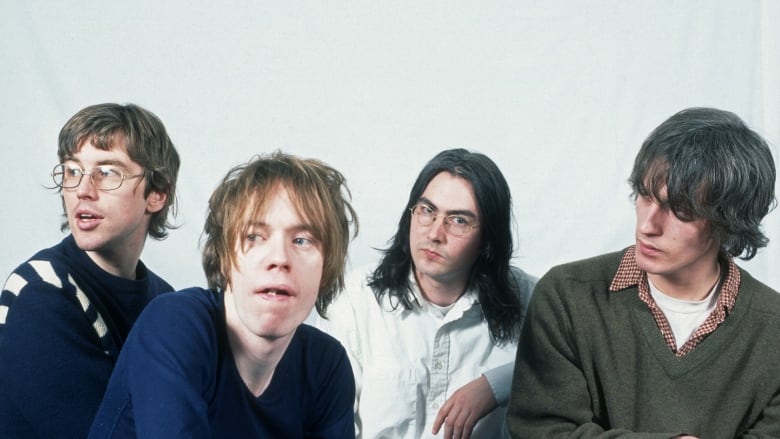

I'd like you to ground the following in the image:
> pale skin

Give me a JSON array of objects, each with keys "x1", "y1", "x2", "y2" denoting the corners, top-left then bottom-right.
[
  {"x1": 62, "y1": 139, "x2": 166, "y2": 279},
  {"x1": 222, "y1": 187, "x2": 323, "y2": 396},
  {"x1": 634, "y1": 187, "x2": 720, "y2": 301},
  {"x1": 635, "y1": 186, "x2": 715, "y2": 439},
  {"x1": 409, "y1": 172, "x2": 498, "y2": 439}
]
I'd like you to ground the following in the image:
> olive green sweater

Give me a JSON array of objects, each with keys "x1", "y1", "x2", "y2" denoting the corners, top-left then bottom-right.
[{"x1": 507, "y1": 250, "x2": 780, "y2": 439}]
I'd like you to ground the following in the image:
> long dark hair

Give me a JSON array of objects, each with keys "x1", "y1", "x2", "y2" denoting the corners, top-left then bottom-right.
[{"x1": 368, "y1": 148, "x2": 522, "y2": 343}]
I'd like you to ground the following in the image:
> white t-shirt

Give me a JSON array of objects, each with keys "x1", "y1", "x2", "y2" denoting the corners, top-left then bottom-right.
[{"x1": 649, "y1": 278, "x2": 720, "y2": 349}]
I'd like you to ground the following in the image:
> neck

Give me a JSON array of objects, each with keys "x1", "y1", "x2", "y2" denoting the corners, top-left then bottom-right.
[
  {"x1": 228, "y1": 333, "x2": 288, "y2": 397},
  {"x1": 414, "y1": 269, "x2": 468, "y2": 307},
  {"x1": 224, "y1": 294, "x2": 293, "y2": 397},
  {"x1": 85, "y1": 245, "x2": 144, "y2": 279},
  {"x1": 647, "y1": 261, "x2": 721, "y2": 302}
]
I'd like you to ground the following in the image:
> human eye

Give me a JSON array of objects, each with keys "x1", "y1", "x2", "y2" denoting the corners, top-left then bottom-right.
[
  {"x1": 241, "y1": 233, "x2": 261, "y2": 252},
  {"x1": 293, "y1": 236, "x2": 312, "y2": 247},
  {"x1": 244, "y1": 227, "x2": 267, "y2": 246},
  {"x1": 95, "y1": 166, "x2": 122, "y2": 179},
  {"x1": 448, "y1": 215, "x2": 470, "y2": 227},
  {"x1": 64, "y1": 165, "x2": 83, "y2": 177},
  {"x1": 418, "y1": 204, "x2": 435, "y2": 216},
  {"x1": 635, "y1": 187, "x2": 651, "y2": 200},
  {"x1": 672, "y1": 205, "x2": 696, "y2": 222},
  {"x1": 292, "y1": 230, "x2": 319, "y2": 249}
]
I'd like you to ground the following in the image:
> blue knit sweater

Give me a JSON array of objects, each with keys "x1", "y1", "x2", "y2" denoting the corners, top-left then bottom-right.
[
  {"x1": 89, "y1": 288, "x2": 356, "y2": 438},
  {"x1": 0, "y1": 235, "x2": 173, "y2": 438}
]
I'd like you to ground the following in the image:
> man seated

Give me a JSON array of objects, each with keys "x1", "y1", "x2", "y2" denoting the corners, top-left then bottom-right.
[{"x1": 507, "y1": 107, "x2": 780, "y2": 439}]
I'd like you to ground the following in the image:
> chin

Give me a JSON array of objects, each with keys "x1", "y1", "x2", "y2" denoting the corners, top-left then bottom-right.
[
  {"x1": 255, "y1": 323, "x2": 299, "y2": 341},
  {"x1": 71, "y1": 235, "x2": 107, "y2": 252}
]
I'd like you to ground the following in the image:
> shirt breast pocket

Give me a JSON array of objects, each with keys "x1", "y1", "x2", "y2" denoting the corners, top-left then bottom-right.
[{"x1": 359, "y1": 364, "x2": 424, "y2": 436}]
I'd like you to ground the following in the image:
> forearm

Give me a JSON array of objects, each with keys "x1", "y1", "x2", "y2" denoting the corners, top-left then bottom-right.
[{"x1": 738, "y1": 389, "x2": 780, "y2": 438}]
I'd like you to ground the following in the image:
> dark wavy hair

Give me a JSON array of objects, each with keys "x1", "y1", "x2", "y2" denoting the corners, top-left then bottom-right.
[
  {"x1": 201, "y1": 151, "x2": 358, "y2": 316},
  {"x1": 630, "y1": 107, "x2": 777, "y2": 260},
  {"x1": 57, "y1": 103, "x2": 180, "y2": 240},
  {"x1": 368, "y1": 148, "x2": 522, "y2": 343}
]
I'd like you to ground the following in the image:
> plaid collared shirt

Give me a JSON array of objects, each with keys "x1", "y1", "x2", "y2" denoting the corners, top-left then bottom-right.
[{"x1": 609, "y1": 245, "x2": 741, "y2": 357}]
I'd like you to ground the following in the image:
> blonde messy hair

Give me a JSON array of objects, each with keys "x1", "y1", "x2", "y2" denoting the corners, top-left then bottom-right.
[{"x1": 201, "y1": 151, "x2": 358, "y2": 316}]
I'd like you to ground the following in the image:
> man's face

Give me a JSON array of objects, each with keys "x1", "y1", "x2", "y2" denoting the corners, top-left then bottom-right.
[
  {"x1": 62, "y1": 140, "x2": 165, "y2": 270},
  {"x1": 224, "y1": 187, "x2": 323, "y2": 342},
  {"x1": 409, "y1": 172, "x2": 483, "y2": 295},
  {"x1": 634, "y1": 186, "x2": 719, "y2": 289}
]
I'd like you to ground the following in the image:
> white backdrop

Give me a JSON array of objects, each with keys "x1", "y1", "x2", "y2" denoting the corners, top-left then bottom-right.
[{"x1": 2, "y1": 1, "x2": 778, "y2": 291}]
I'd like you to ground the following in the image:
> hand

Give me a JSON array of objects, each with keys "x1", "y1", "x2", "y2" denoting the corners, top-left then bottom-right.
[{"x1": 432, "y1": 375, "x2": 497, "y2": 439}]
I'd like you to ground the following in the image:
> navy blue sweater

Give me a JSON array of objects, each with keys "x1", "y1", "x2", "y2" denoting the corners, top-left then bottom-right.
[
  {"x1": 89, "y1": 288, "x2": 356, "y2": 438},
  {"x1": 0, "y1": 235, "x2": 173, "y2": 438}
]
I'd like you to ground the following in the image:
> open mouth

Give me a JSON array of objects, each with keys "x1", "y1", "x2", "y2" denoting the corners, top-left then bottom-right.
[
  {"x1": 263, "y1": 289, "x2": 290, "y2": 297},
  {"x1": 258, "y1": 288, "x2": 293, "y2": 300}
]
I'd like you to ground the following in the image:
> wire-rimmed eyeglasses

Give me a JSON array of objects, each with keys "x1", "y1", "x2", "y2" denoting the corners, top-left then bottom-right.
[
  {"x1": 51, "y1": 163, "x2": 145, "y2": 191},
  {"x1": 409, "y1": 203, "x2": 479, "y2": 236}
]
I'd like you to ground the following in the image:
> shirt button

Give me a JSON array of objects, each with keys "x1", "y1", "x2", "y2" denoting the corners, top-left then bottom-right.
[{"x1": 432, "y1": 402, "x2": 439, "y2": 410}]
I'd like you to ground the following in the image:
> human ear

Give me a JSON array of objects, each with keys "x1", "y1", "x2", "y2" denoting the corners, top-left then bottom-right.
[{"x1": 145, "y1": 191, "x2": 167, "y2": 214}]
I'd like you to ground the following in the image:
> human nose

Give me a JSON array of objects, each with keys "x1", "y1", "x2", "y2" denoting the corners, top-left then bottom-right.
[
  {"x1": 636, "y1": 200, "x2": 662, "y2": 235},
  {"x1": 264, "y1": 235, "x2": 291, "y2": 271},
  {"x1": 426, "y1": 214, "x2": 448, "y2": 241},
  {"x1": 74, "y1": 172, "x2": 98, "y2": 198}
]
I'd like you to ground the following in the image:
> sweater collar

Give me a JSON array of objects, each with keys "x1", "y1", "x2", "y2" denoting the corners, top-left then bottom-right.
[{"x1": 609, "y1": 245, "x2": 740, "y2": 313}]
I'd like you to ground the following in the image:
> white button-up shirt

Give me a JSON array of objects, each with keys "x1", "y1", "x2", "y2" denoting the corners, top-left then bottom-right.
[{"x1": 313, "y1": 266, "x2": 536, "y2": 438}]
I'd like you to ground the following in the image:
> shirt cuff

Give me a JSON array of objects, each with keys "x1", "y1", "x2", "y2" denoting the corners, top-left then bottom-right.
[{"x1": 483, "y1": 362, "x2": 514, "y2": 406}]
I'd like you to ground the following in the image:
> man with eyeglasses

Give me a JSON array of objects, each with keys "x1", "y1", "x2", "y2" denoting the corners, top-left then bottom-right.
[
  {"x1": 313, "y1": 148, "x2": 536, "y2": 438},
  {"x1": 0, "y1": 103, "x2": 180, "y2": 438}
]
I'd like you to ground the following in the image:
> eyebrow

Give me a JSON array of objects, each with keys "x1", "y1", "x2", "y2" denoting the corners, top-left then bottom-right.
[
  {"x1": 418, "y1": 197, "x2": 479, "y2": 219},
  {"x1": 63, "y1": 157, "x2": 133, "y2": 170},
  {"x1": 246, "y1": 221, "x2": 316, "y2": 235}
]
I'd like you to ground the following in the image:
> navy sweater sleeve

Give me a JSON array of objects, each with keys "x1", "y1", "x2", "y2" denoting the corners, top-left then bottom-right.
[
  {"x1": 90, "y1": 289, "x2": 220, "y2": 438},
  {"x1": 0, "y1": 275, "x2": 114, "y2": 438},
  {"x1": 0, "y1": 236, "x2": 173, "y2": 439}
]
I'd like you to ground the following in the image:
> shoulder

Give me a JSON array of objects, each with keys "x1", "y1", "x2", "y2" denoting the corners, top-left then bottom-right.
[
  {"x1": 2, "y1": 239, "x2": 76, "y2": 295},
  {"x1": 133, "y1": 288, "x2": 221, "y2": 338},
  {"x1": 528, "y1": 250, "x2": 625, "y2": 309},
  {"x1": 738, "y1": 270, "x2": 780, "y2": 315},
  {"x1": 284, "y1": 325, "x2": 353, "y2": 388},
  {"x1": 542, "y1": 250, "x2": 624, "y2": 284},
  {"x1": 1, "y1": 247, "x2": 87, "y2": 329},
  {"x1": 142, "y1": 287, "x2": 219, "y2": 320},
  {"x1": 509, "y1": 266, "x2": 539, "y2": 291},
  {"x1": 136, "y1": 261, "x2": 174, "y2": 292},
  {"x1": 295, "y1": 324, "x2": 353, "y2": 381},
  {"x1": 295, "y1": 324, "x2": 349, "y2": 358},
  {"x1": 123, "y1": 288, "x2": 223, "y2": 362}
]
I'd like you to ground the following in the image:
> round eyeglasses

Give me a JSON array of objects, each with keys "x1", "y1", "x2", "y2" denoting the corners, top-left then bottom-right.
[
  {"x1": 409, "y1": 203, "x2": 479, "y2": 236},
  {"x1": 51, "y1": 164, "x2": 146, "y2": 191}
]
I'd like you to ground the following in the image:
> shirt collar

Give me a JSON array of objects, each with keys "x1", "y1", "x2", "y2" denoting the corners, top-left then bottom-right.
[
  {"x1": 609, "y1": 245, "x2": 741, "y2": 312},
  {"x1": 407, "y1": 270, "x2": 480, "y2": 315}
]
